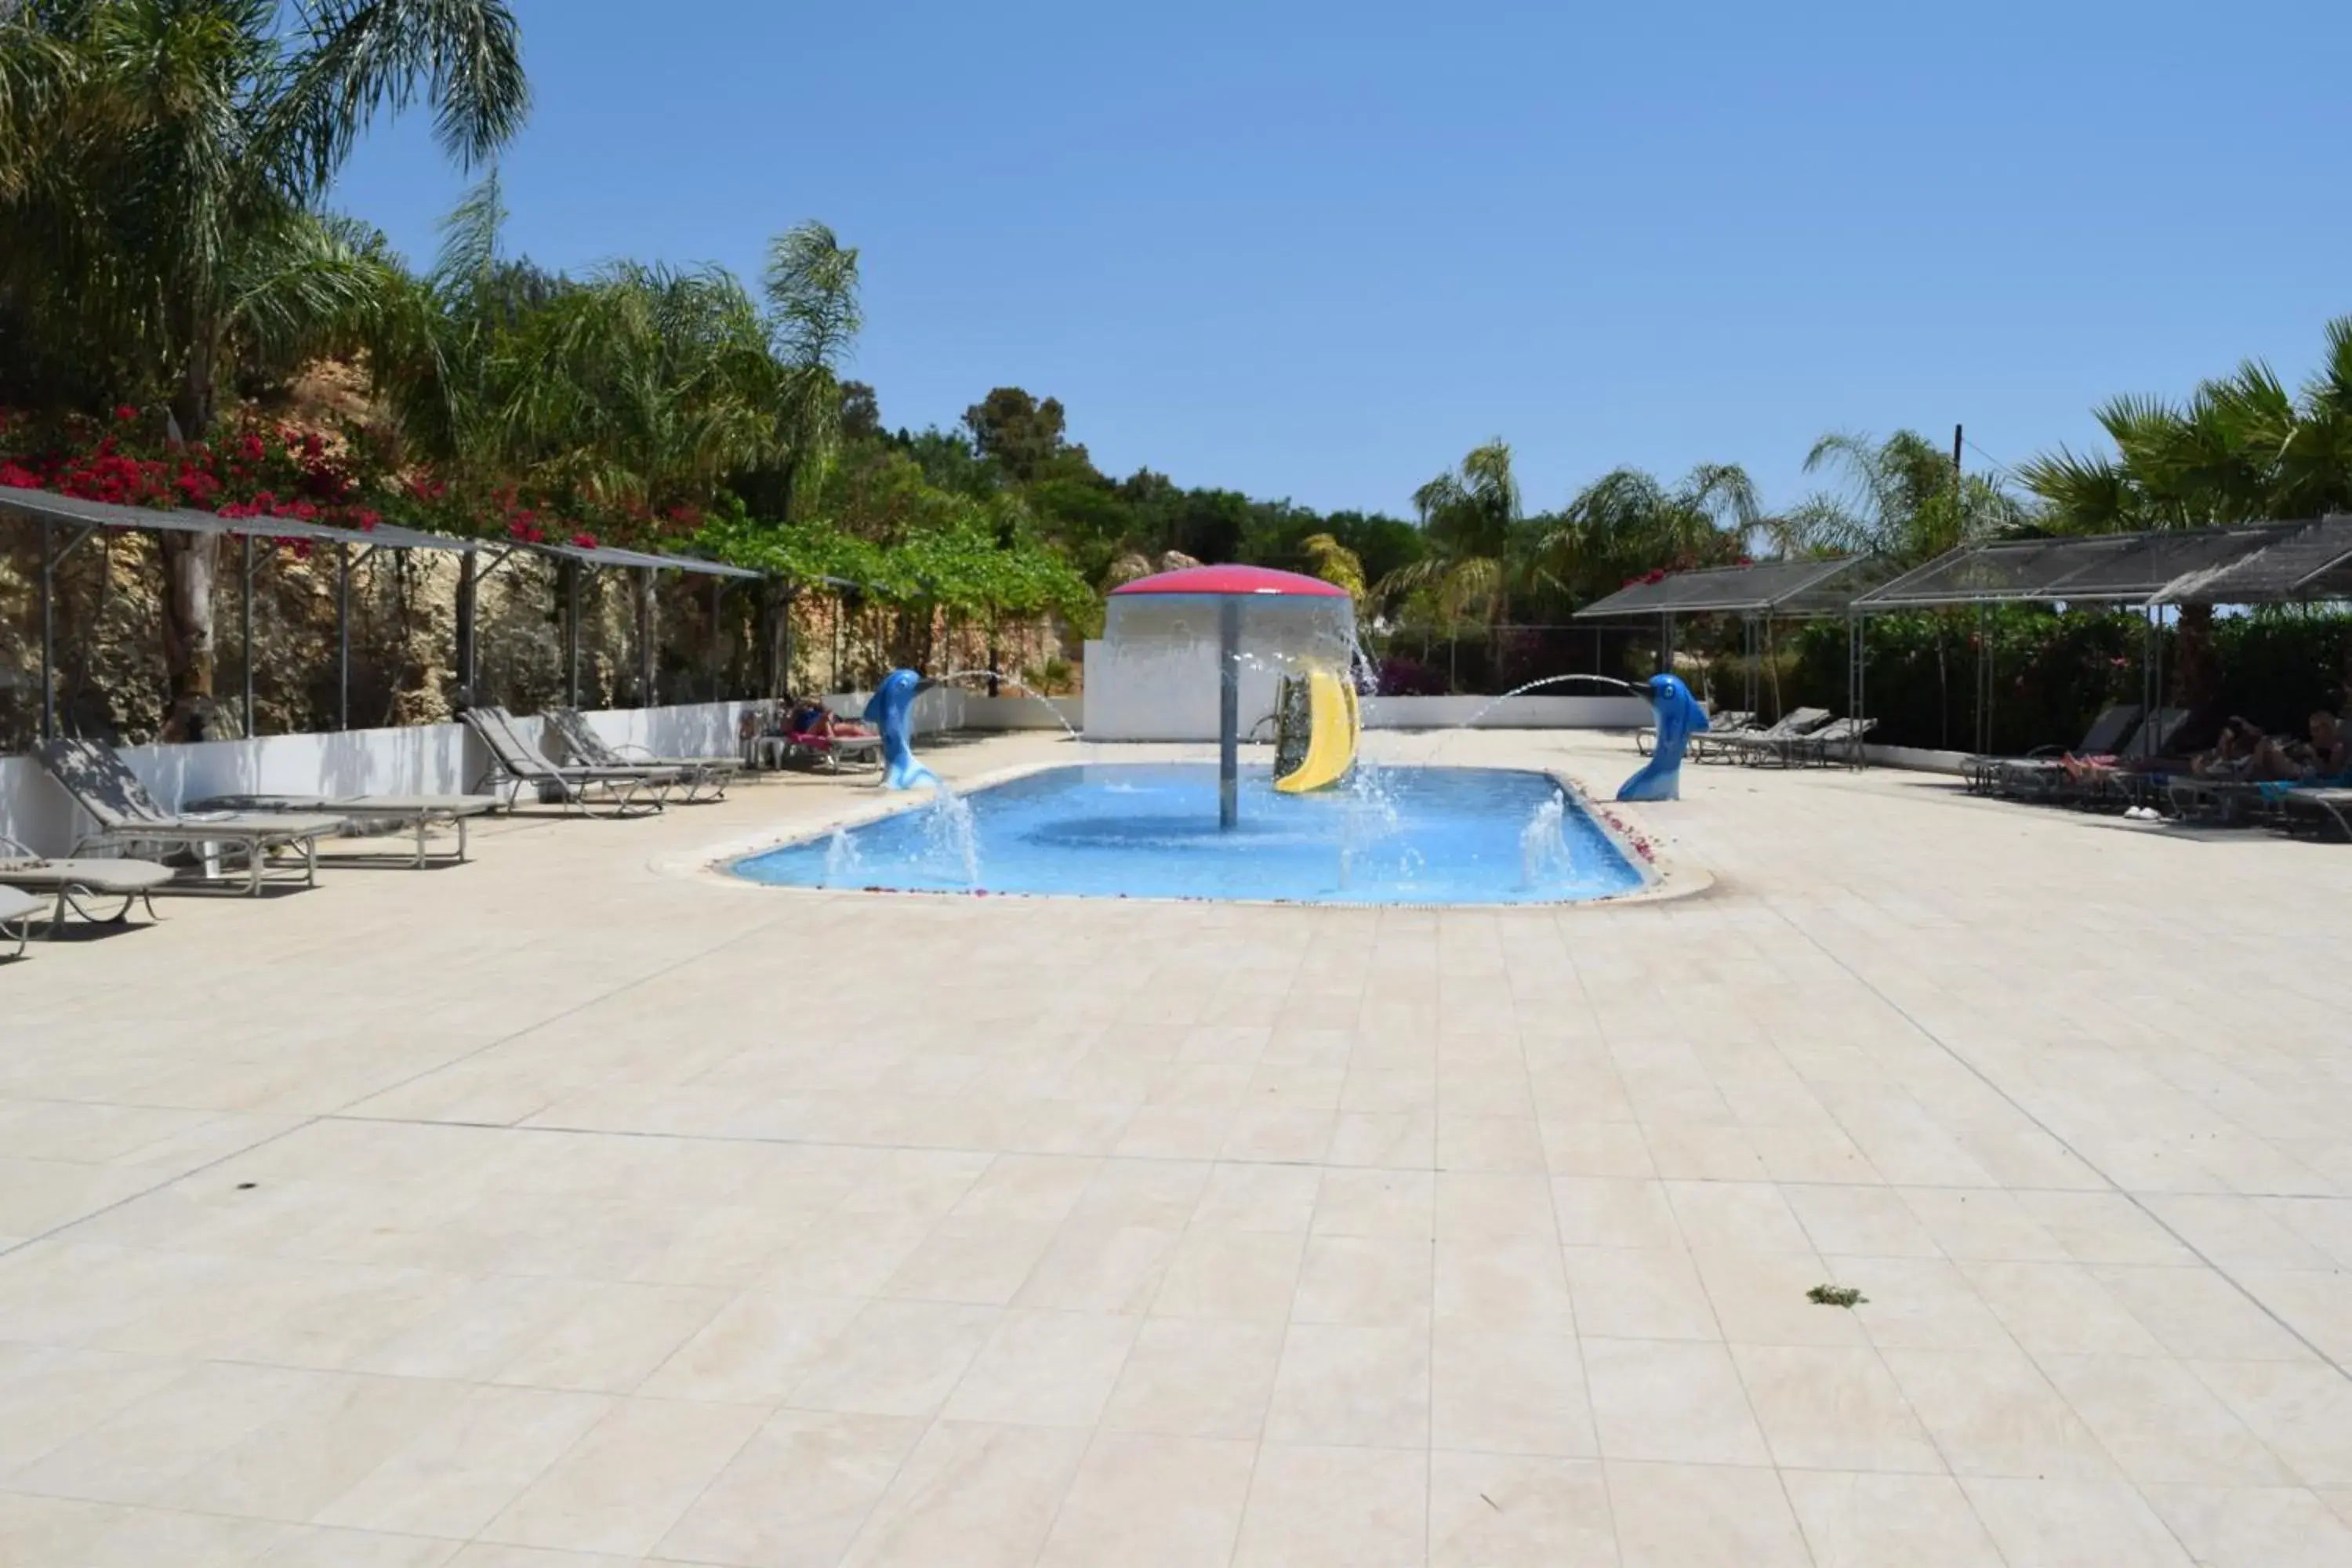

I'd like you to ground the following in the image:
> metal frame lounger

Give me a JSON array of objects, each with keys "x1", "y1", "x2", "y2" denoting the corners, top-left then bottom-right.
[
  {"x1": 2280, "y1": 786, "x2": 2352, "y2": 841},
  {"x1": 1695, "y1": 708, "x2": 1831, "y2": 764},
  {"x1": 1963, "y1": 704, "x2": 2142, "y2": 796},
  {"x1": 33, "y1": 739, "x2": 345, "y2": 895},
  {"x1": 0, "y1": 833, "x2": 172, "y2": 931},
  {"x1": 1996, "y1": 709, "x2": 2190, "y2": 809},
  {"x1": 760, "y1": 729, "x2": 884, "y2": 773},
  {"x1": 543, "y1": 707, "x2": 739, "y2": 802},
  {"x1": 0, "y1": 886, "x2": 43, "y2": 958},
  {"x1": 462, "y1": 708, "x2": 678, "y2": 817},
  {"x1": 186, "y1": 793, "x2": 499, "y2": 867},
  {"x1": 1771, "y1": 715, "x2": 1878, "y2": 768},
  {"x1": 1638, "y1": 711, "x2": 1748, "y2": 757}
]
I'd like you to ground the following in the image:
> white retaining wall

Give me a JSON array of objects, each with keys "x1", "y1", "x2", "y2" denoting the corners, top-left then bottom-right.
[
  {"x1": 0, "y1": 701, "x2": 759, "y2": 858},
  {"x1": 822, "y1": 689, "x2": 1081, "y2": 738},
  {"x1": 1080, "y1": 638, "x2": 1651, "y2": 739},
  {"x1": 1362, "y1": 695, "x2": 1653, "y2": 731}
]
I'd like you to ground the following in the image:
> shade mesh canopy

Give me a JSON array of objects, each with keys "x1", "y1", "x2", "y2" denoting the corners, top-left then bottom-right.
[
  {"x1": 0, "y1": 486, "x2": 389, "y2": 549},
  {"x1": 529, "y1": 539, "x2": 763, "y2": 579},
  {"x1": 1857, "y1": 518, "x2": 2352, "y2": 609},
  {"x1": 0, "y1": 486, "x2": 765, "y2": 579},
  {"x1": 1571, "y1": 556, "x2": 1881, "y2": 619},
  {"x1": 2153, "y1": 516, "x2": 2352, "y2": 604}
]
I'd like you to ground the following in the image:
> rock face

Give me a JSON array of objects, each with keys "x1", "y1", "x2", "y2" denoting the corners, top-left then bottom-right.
[{"x1": 2, "y1": 535, "x2": 1085, "y2": 749}]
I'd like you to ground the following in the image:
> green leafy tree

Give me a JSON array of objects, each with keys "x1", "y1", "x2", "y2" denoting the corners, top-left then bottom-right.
[
  {"x1": 964, "y1": 387, "x2": 1091, "y2": 484},
  {"x1": 0, "y1": 0, "x2": 528, "y2": 731}
]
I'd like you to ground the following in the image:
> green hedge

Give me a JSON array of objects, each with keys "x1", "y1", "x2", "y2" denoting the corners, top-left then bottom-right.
[{"x1": 1699, "y1": 608, "x2": 2352, "y2": 754}]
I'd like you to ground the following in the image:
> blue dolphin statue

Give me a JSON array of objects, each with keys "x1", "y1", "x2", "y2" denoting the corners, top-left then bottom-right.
[
  {"x1": 1617, "y1": 673, "x2": 1708, "y2": 802},
  {"x1": 863, "y1": 668, "x2": 941, "y2": 790}
]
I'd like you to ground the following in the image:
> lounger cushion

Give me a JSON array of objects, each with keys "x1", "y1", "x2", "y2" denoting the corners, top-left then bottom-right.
[
  {"x1": 0, "y1": 858, "x2": 174, "y2": 894},
  {"x1": 193, "y1": 794, "x2": 500, "y2": 818},
  {"x1": 114, "y1": 812, "x2": 350, "y2": 839}
]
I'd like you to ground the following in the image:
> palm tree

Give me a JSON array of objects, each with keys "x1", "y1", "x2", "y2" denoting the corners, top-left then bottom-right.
[
  {"x1": 0, "y1": 0, "x2": 528, "y2": 733},
  {"x1": 1297, "y1": 532, "x2": 1367, "y2": 604},
  {"x1": 1381, "y1": 437, "x2": 1516, "y2": 625},
  {"x1": 1773, "y1": 430, "x2": 2026, "y2": 561},
  {"x1": 2017, "y1": 341, "x2": 2352, "y2": 710},
  {"x1": 1539, "y1": 463, "x2": 1759, "y2": 601},
  {"x1": 499, "y1": 261, "x2": 779, "y2": 517},
  {"x1": 758, "y1": 221, "x2": 862, "y2": 521}
]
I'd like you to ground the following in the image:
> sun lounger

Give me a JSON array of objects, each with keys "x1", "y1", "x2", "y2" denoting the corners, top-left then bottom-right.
[
  {"x1": 758, "y1": 729, "x2": 884, "y2": 773},
  {"x1": 2280, "y1": 786, "x2": 2352, "y2": 840},
  {"x1": 1995, "y1": 709, "x2": 2190, "y2": 808},
  {"x1": 1695, "y1": 708, "x2": 1831, "y2": 763},
  {"x1": 543, "y1": 707, "x2": 739, "y2": 802},
  {"x1": 462, "y1": 708, "x2": 677, "y2": 816},
  {"x1": 1639, "y1": 710, "x2": 1748, "y2": 757},
  {"x1": 0, "y1": 886, "x2": 42, "y2": 958},
  {"x1": 1770, "y1": 715, "x2": 1878, "y2": 768},
  {"x1": 2168, "y1": 770, "x2": 2352, "y2": 830},
  {"x1": 0, "y1": 833, "x2": 172, "y2": 930},
  {"x1": 1963, "y1": 704, "x2": 2141, "y2": 796},
  {"x1": 187, "y1": 793, "x2": 499, "y2": 866},
  {"x1": 34, "y1": 739, "x2": 345, "y2": 895}
]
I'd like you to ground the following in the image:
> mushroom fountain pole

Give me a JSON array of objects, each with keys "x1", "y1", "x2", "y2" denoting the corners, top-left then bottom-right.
[{"x1": 1218, "y1": 597, "x2": 1240, "y2": 830}]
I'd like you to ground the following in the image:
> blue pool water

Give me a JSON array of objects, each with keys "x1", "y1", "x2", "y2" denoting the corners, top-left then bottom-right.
[{"x1": 731, "y1": 763, "x2": 1646, "y2": 906}]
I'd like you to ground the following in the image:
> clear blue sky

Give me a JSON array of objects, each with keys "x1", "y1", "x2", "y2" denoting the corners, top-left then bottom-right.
[{"x1": 336, "y1": 0, "x2": 2352, "y2": 522}]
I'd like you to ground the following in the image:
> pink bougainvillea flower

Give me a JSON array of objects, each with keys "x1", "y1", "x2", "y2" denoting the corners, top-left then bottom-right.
[
  {"x1": 114, "y1": 405, "x2": 138, "y2": 423},
  {"x1": 571, "y1": 532, "x2": 599, "y2": 550}
]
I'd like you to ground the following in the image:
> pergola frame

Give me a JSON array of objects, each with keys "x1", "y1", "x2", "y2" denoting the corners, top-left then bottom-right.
[
  {"x1": 1849, "y1": 516, "x2": 2352, "y2": 756},
  {"x1": 4, "y1": 490, "x2": 779, "y2": 743},
  {"x1": 1573, "y1": 556, "x2": 1892, "y2": 756}
]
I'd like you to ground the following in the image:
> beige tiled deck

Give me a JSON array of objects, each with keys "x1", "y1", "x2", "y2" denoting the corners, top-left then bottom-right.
[{"x1": 2, "y1": 728, "x2": 2349, "y2": 1566}]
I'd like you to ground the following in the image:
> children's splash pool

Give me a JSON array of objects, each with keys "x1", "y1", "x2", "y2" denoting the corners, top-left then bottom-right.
[{"x1": 730, "y1": 763, "x2": 1646, "y2": 906}]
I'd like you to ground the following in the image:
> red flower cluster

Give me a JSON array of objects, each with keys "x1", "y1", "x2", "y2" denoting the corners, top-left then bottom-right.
[
  {"x1": 54, "y1": 451, "x2": 173, "y2": 506},
  {"x1": 571, "y1": 531, "x2": 600, "y2": 550},
  {"x1": 506, "y1": 515, "x2": 547, "y2": 544}
]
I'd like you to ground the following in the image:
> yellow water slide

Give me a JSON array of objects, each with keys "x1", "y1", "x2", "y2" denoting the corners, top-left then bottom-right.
[{"x1": 1274, "y1": 666, "x2": 1360, "y2": 793}]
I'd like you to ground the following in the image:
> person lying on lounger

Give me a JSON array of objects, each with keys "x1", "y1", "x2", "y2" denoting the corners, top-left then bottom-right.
[
  {"x1": 2250, "y1": 710, "x2": 2347, "y2": 783},
  {"x1": 2190, "y1": 717, "x2": 2266, "y2": 779},
  {"x1": 786, "y1": 695, "x2": 873, "y2": 739}
]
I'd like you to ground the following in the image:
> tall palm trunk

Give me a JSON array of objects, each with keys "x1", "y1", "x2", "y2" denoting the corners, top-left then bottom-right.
[
  {"x1": 160, "y1": 351, "x2": 221, "y2": 739},
  {"x1": 2173, "y1": 604, "x2": 2221, "y2": 713}
]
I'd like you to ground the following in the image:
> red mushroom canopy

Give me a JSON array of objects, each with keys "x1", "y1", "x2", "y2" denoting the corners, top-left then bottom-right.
[{"x1": 1109, "y1": 564, "x2": 1349, "y2": 597}]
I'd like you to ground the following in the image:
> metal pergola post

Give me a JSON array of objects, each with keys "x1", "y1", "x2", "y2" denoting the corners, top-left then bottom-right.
[
  {"x1": 777, "y1": 586, "x2": 795, "y2": 699},
  {"x1": 637, "y1": 566, "x2": 656, "y2": 709},
  {"x1": 564, "y1": 559, "x2": 582, "y2": 709},
  {"x1": 240, "y1": 535, "x2": 256, "y2": 736},
  {"x1": 456, "y1": 549, "x2": 477, "y2": 700},
  {"x1": 38, "y1": 517, "x2": 56, "y2": 740},
  {"x1": 1846, "y1": 610, "x2": 1867, "y2": 769},
  {"x1": 1742, "y1": 613, "x2": 1760, "y2": 715},
  {"x1": 710, "y1": 575, "x2": 724, "y2": 702},
  {"x1": 336, "y1": 542, "x2": 351, "y2": 731},
  {"x1": 1973, "y1": 604, "x2": 1993, "y2": 756}
]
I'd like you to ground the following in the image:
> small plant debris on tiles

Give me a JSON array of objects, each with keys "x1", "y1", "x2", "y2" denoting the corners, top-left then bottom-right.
[{"x1": 1807, "y1": 1283, "x2": 1867, "y2": 1308}]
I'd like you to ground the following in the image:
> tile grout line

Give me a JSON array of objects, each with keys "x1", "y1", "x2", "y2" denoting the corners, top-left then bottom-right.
[
  {"x1": 0, "y1": 907, "x2": 803, "y2": 1268},
  {"x1": 1758, "y1": 896, "x2": 2349, "y2": 1388}
]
